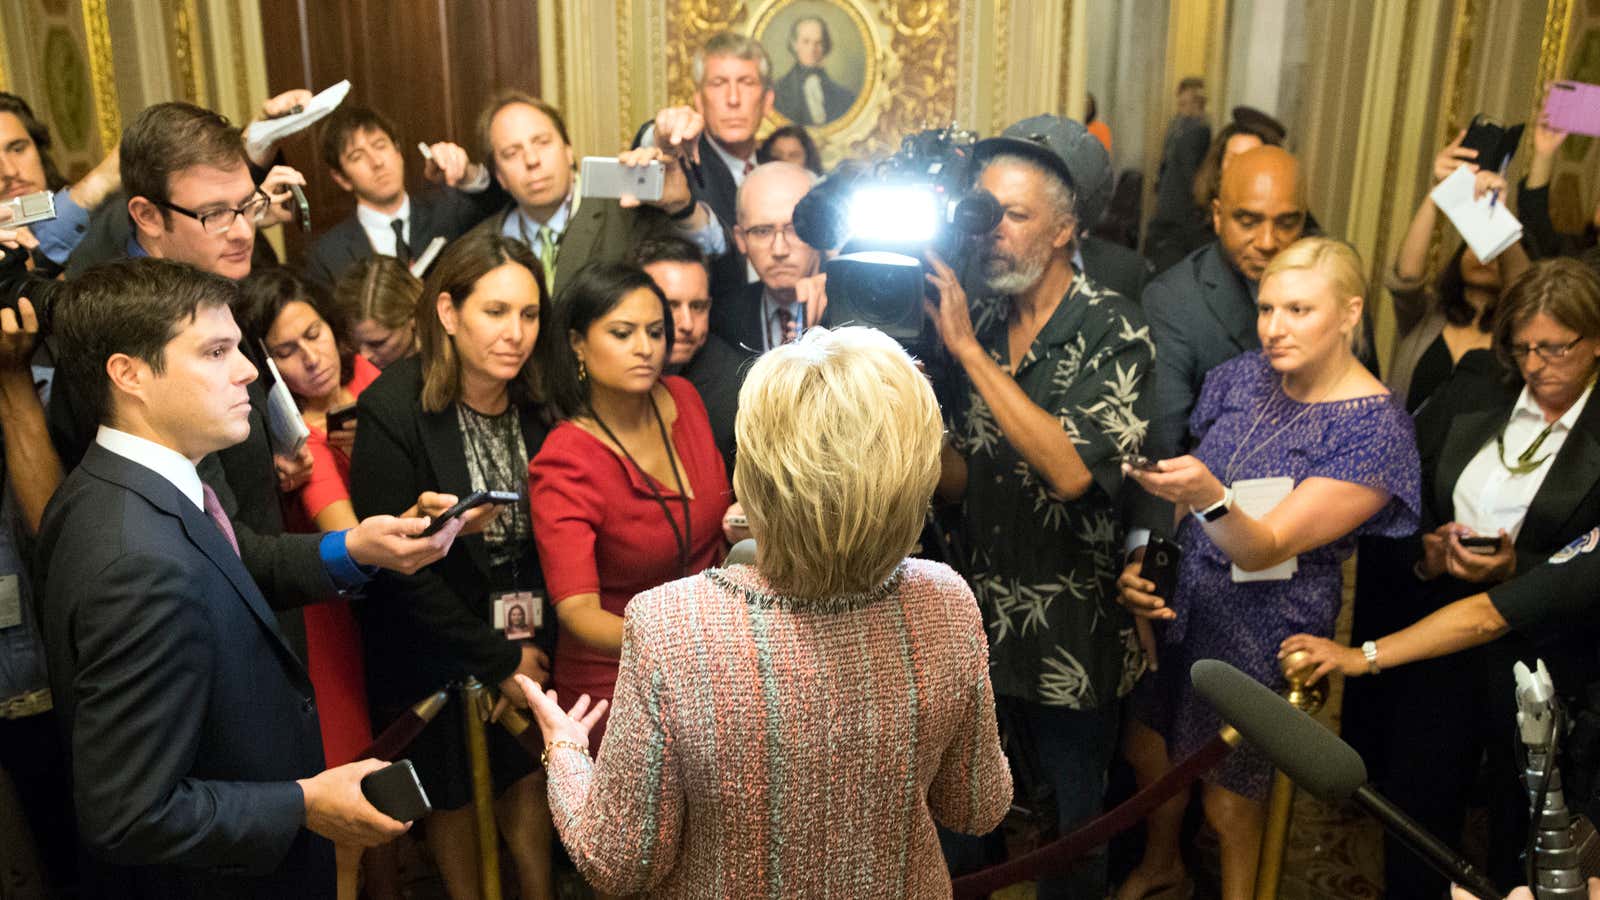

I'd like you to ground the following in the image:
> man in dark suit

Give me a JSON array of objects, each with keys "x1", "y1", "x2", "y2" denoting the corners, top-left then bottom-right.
[
  {"x1": 720, "y1": 161, "x2": 823, "y2": 355},
  {"x1": 464, "y1": 92, "x2": 722, "y2": 301},
  {"x1": 1144, "y1": 76, "x2": 1212, "y2": 274},
  {"x1": 304, "y1": 105, "x2": 503, "y2": 291},
  {"x1": 41, "y1": 259, "x2": 465, "y2": 897},
  {"x1": 772, "y1": 17, "x2": 856, "y2": 127},
  {"x1": 635, "y1": 235, "x2": 748, "y2": 475}
]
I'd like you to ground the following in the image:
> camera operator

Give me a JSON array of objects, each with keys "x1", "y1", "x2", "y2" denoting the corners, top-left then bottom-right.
[{"x1": 931, "y1": 116, "x2": 1153, "y2": 899}]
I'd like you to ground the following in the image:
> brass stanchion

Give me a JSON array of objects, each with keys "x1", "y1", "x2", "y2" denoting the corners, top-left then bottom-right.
[
  {"x1": 1252, "y1": 651, "x2": 1327, "y2": 900},
  {"x1": 461, "y1": 678, "x2": 503, "y2": 900}
]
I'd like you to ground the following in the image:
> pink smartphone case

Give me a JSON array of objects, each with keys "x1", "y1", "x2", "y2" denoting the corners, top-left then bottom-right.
[{"x1": 1545, "y1": 81, "x2": 1600, "y2": 138}]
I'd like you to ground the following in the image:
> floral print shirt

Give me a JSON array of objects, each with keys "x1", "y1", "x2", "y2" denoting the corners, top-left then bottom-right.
[{"x1": 954, "y1": 273, "x2": 1154, "y2": 709}]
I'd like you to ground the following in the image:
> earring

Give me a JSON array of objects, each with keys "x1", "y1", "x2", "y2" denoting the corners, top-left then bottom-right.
[{"x1": 577, "y1": 357, "x2": 587, "y2": 382}]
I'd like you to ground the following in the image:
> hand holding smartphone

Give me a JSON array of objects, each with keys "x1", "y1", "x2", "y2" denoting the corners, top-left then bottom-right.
[
  {"x1": 360, "y1": 760, "x2": 431, "y2": 822},
  {"x1": 1139, "y1": 536, "x2": 1182, "y2": 602},
  {"x1": 420, "y1": 490, "x2": 520, "y2": 537},
  {"x1": 1457, "y1": 533, "x2": 1504, "y2": 556},
  {"x1": 325, "y1": 403, "x2": 357, "y2": 433},
  {"x1": 1120, "y1": 453, "x2": 1162, "y2": 472}
]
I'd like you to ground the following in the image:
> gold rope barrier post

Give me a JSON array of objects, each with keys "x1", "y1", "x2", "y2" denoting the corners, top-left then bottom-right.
[
  {"x1": 460, "y1": 678, "x2": 503, "y2": 900},
  {"x1": 1252, "y1": 650, "x2": 1327, "y2": 900}
]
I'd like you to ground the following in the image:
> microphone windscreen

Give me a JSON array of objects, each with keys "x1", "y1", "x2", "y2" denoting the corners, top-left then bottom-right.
[
  {"x1": 1190, "y1": 658, "x2": 1368, "y2": 803},
  {"x1": 724, "y1": 539, "x2": 757, "y2": 566},
  {"x1": 792, "y1": 185, "x2": 846, "y2": 251}
]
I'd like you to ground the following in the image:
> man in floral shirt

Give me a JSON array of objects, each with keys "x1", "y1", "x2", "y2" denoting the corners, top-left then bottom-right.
[{"x1": 930, "y1": 115, "x2": 1153, "y2": 898}]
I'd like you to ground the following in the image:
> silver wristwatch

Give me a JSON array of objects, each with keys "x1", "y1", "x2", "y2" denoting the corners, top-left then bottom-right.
[{"x1": 1361, "y1": 640, "x2": 1380, "y2": 674}]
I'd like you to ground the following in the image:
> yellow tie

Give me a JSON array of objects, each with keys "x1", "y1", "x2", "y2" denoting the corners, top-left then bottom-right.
[{"x1": 535, "y1": 226, "x2": 558, "y2": 290}]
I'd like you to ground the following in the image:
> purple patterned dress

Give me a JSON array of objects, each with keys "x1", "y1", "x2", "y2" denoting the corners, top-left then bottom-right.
[{"x1": 1135, "y1": 352, "x2": 1420, "y2": 799}]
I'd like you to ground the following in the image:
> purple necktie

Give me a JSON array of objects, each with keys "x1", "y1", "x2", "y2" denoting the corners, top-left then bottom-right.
[{"x1": 201, "y1": 483, "x2": 240, "y2": 558}]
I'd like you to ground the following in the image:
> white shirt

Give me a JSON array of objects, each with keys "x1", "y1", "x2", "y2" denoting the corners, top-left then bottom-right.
[
  {"x1": 1453, "y1": 382, "x2": 1595, "y2": 539},
  {"x1": 803, "y1": 74, "x2": 827, "y2": 125},
  {"x1": 95, "y1": 426, "x2": 204, "y2": 511},
  {"x1": 500, "y1": 190, "x2": 576, "y2": 250},
  {"x1": 355, "y1": 194, "x2": 412, "y2": 258},
  {"x1": 707, "y1": 137, "x2": 756, "y2": 188}
]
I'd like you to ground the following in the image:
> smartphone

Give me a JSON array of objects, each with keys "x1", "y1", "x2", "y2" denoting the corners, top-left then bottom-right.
[
  {"x1": 1459, "y1": 534, "x2": 1504, "y2": 555},
  {"x1": 420, "y1": 490, "x2": 520, "y2": 536},
  {"x1": 725, "y1": 513, "x2": 749, "y2": 528},
  {"x1": 325, "y1": 403, "x2": 357, "y2": 433},
  {"x1": 287, "y1": 183, "x2": 311, "y2": 233},
  {"x1": 1545, "y1": 81, "x2": 1600, "y2": 138},
  {"x1": 0, "y1": 190, "x2": 56, "y2": 229},
  {"x1": 580, "y1": 157, "x2": 665, "y2": 202},
  {"x1": 1139, "y1": 536, "x2": 1183, "y2": 602},
  {"x1": 1460, "y1": 114, "x2": 1524, "y2": 173},
  {"x1": 1119, "y1": 453, "x2": 1162, "y2": 472},
  {"x1": 360, "y1": 759, "x2": 431, "y2": 822}
]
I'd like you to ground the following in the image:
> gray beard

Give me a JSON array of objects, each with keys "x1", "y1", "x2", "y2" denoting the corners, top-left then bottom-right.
[{"x1": 983, "y1": 254, "x2": 1046, "y2": 295}]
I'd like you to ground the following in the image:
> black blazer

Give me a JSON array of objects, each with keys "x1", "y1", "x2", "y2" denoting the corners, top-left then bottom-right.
[
  {"x1": 349, "y1": 355, "x2": 553, "y2": 709},
  {"x1": 1079, "y1": 235, "x2": 1149, "y2": 308},
  {"x1": 38, "y1": 444, "x2": 335, "y2": 898},
  {"x1": 463, "y1": 197, "x2": 675, "y2": 302},
  {"x1": 303, "y1": 186, "x2": 506, "y2": 291},
  {"x1": 675, "y1": 332, "x2": 750, "y2": 477},
  {"x1": 711, "y1": 280, "x2": 769, "y2": 357}
]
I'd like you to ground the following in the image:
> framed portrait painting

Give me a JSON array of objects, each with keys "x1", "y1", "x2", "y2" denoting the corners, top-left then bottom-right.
[{"x1": 751, "y1": 0, "x2": 879, "y2": 137}]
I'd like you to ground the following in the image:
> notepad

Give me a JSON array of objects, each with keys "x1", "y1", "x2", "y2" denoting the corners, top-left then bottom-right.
[
  {"x1": 1429, "y1": 164, "x2": 1524, "y2": 264},
  {"x1": 1230, "y1": 476, "x2": 1297, "y2": 583},
  {"x1": 409, "y1": 236, "x2": 447, "y2": 277},
  {"x1": 243, "y1": 80, "x2": 352, "y2": 161},
  {"x1": 260, "y1": 349, "x2": 309, "y2": 457}
]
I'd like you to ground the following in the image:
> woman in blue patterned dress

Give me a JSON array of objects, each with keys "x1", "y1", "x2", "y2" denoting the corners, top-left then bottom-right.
[{"x1": 1112, "y1": 237, "x2": 1421, "y2": 900}]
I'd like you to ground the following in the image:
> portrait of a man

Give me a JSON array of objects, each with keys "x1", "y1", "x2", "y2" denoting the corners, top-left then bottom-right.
[{"x1": 772, "y1": 15, "x2": 858, "y2": 126}]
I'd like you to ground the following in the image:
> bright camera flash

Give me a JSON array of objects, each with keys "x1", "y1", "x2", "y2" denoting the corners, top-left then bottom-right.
[{"x1": 846, "y1": 186, "x2": 940, "y2": 244}]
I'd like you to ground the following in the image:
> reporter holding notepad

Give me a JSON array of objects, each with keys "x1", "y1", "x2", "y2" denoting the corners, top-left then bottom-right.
[{"x1": 1113, "y1": 237, "x2": 1419, "y2": 900}]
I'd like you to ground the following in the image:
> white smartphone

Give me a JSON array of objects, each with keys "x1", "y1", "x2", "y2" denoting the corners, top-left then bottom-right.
[
  {"x1": 580, "y1": 157, "x2": 665, "y2": 202},
  {"x1": 1, "y1": 190, "x2": 56, "y2": 229}
]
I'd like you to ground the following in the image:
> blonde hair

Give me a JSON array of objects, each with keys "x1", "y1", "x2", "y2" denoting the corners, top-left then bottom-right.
[
  {"x1": 733, "y1": 326, "x2": 942, "y2": 599},
  {"x1": 1260, "y1": 236, "x2": 1368, "y2": 356}
]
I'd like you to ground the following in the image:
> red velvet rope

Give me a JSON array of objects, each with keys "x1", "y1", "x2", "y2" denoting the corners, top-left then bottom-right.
[{"x1": 952, "y1": 732, "x2": 1236, "y2": 898}]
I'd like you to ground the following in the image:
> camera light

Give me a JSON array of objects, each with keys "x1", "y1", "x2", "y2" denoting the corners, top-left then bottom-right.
[{"x1": 845, "y1": 185, "x2": 941, "y2": 244}]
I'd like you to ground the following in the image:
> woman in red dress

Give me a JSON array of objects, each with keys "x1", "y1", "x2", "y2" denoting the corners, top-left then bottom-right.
[{"x1": 531, "y1": 262, "x2": 733, "y2": 749}]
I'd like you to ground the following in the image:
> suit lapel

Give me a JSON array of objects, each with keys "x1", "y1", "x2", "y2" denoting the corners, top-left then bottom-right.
[
  {"x1": 409, "y1": 193, "x2": 440, "y2": 247},
  {"x1": 697, "y1": 134, "x2": 739, "y2": 229},
  {"x1": 1520, "y1": 394, "x2": 1600, "y2": 549},
  {"x1": 1432, "y1": 404, "x2": 1512, "y2": 521},
  {"x1": 417, "y1": 405, "x2": 493, "y2": 575},
  {"x1": 1198, "y1": 248, "x2": 1258, "y2": 354},
  {"x1": 554, "y1": 201, "x2": 606, "y2": 298},
  {"x1": 80, "y1": 445, "x2": 301, "y2": 667}
]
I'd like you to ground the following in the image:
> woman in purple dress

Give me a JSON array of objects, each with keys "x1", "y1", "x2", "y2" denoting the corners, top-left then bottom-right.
[{"x1": 1113, "y1": 237, "x2": 1420, "y2": 900}]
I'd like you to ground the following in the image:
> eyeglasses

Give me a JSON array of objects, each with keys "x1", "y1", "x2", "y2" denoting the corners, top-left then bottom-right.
[
  {"x1": 739, "y1": 222, "x2": 799, "y2": 246},
  {"x1": 1507, "y1": 336, "x2": 1585, "y2": 363},
  {"x1": 155, "y1": 192, "x2": 271, "y2": 234}
]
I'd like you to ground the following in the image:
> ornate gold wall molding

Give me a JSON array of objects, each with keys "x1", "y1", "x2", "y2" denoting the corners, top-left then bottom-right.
[
  {"x1": 171, "y1": 0, "x2": 207, "y2": 105},
  {"x1": 80, "y1": 0, "x2": 119, "y2": 154}
]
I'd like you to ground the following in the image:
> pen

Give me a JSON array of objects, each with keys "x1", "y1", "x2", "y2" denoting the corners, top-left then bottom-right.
[{"x1": 1488, "y1": 187, "x2": 1501, "y2": 210}]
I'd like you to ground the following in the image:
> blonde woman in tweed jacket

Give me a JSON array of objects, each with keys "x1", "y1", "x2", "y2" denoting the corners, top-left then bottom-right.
[{"x1": 515, "y1": 325, "x2": 1012, "y2": 898}]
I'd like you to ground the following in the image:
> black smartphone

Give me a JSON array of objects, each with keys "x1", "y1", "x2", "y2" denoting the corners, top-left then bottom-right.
[
  {"x1": 419, "y1": 490, "x2": 519, "y2": 536},
  {"x1": 1119, "y1": 453, "x2": 1162, "y2": 472},
  {"x1": 1139, "y1": 536, "x2": 1183, "y2": 602},
  {"x1": 1460, "y1": 114, "x2": 1525, "y2": 173},
  {"x1": 325, "y1": 403, "x2": 357, "y2": 433},
  {"x1": 1459, "y1": 534, "x2": 1503, "y2": 554},
  {"x1": 360, "y1": 759, "x2": 431, "y2": 822},
  {"x1": 288, "y1": 183, "x2": 311, "y2": 232}
]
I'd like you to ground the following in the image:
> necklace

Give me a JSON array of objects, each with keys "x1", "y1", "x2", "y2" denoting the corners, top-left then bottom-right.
[
  {"x1": 588, "y1": 393, "x2": 693, "y2": 576},
  {"x1": 1224, "y1": 356, "x2": 1353, "y2": 483},
  {"x1": 1495, "y1": 419, "x2": 1557, "y2": 476}
]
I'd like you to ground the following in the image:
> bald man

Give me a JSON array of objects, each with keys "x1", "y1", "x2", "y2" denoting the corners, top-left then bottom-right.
[
  {"x1": 717, "y1": 161, "x2": 821, "y2": 353},
  {"x1": 1129, "y1": 146, "x2": 1307, "y2": 541}
]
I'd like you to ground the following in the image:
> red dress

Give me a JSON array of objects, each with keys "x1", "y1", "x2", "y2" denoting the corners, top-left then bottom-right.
[
  {"x1": 294, "y1": 354, "x2": 381, "y2": 766},
  {"x1": 530, "y1": 376, "x2": 731, "y2": 745}
]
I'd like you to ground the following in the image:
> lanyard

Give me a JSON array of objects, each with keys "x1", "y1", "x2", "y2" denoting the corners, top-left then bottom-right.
[{"x1": 589, "y1": 394, "x2": 692, "y2": 576}]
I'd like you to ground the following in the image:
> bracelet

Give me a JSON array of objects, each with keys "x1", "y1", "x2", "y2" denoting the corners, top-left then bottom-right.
[
  {"x1": 540, "y1": 739, "x2": 591, "y2": 768},
  {"x1": 1361, "y1": 640, "x2": 1381, "y2": 675}
]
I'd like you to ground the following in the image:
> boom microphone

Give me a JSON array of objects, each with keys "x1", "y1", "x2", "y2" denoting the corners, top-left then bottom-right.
[{"x1": 1191, "y1": 659, "x2": 1505, "y2": 900}]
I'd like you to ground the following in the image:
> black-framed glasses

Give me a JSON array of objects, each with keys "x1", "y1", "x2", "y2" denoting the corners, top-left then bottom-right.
[
  {"x1": 1506, "y1": 336, "x2": 1584, "y2": 363},
  {"x1": 155, "y1": 192, "x2": 271, "y2": 234}
]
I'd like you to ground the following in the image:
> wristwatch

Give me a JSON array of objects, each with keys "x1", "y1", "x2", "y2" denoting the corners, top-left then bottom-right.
[
  {"x1": 1361, "y1": 640, "x2": 1381, "y2": 674},
  {"x1": 1193, "y1": 486, "x2": 1233, "y2": 523}
]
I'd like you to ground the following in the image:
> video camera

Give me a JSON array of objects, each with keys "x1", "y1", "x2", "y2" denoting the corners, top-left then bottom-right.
[{"x1": 792, "y1": 126, "x2": 1001, "y2": 354}]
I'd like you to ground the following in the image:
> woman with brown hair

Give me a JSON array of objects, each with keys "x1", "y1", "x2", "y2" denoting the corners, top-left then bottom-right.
[
  {"x1": 331, "y1": 256, "x2": 423, "y2": 369},
  {"x1": 350, "y1": 230, "x2": 557, "y2": 900}
]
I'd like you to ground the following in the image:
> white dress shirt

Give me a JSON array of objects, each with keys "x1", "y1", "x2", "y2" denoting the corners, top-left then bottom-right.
[
  {"x1": 1453, "y1": 382, "x2": 1594, "y2": 539},
  {"x1": 803, "y1": 74, "x2": 827, "y2": 125},
  {"x1": 95, "y1": 426, "x2": 204, "y2": 511},
  {"x1": 355, "y1": 194, "x2": 412, "y2": 257},
  {"x1": 707, "y1": 137, "x2": 756, "y2": 187}
]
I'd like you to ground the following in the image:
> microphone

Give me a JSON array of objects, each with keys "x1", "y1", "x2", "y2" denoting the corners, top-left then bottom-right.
[{"x1": 1191, "y1": 659, "x2": 1505, "y2": 900}]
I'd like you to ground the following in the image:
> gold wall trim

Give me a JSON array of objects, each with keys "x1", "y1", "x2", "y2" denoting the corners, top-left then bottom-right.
[
  {"x1": 226, "y1": 0, "x2": 251, "y2": 117},
  {"x1": 81, "y1": 0, "x2": 120, "y2": 153},
  {"x1": 617, "y1": 0, "x2": 634, "y2": 154},
  {"x1": 172, "y1": 0, "x2": 207, "y2": 106},
  {"x1": 991, "y1": 0, "x2": 1010, "y2": 134},
  {"x1": 1534, "y1": 0, "x2": 1574, "y2": 122}
]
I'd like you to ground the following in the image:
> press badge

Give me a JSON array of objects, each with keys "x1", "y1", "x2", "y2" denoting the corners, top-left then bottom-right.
[
  {"x1": 0, "y1": 574, "x2": 21, "y2": 629},
  {"x1": 492, "y1": 591, "x2": 542, "y2": 640},
  {"x1": 1229, "y1": 476, "x2": 1297, "y2": 583}
]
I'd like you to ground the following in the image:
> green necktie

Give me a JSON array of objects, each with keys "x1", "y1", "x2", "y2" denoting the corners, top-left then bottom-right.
[{"x1": 535, "y1": 226, "x2": 558, "y2": 289}]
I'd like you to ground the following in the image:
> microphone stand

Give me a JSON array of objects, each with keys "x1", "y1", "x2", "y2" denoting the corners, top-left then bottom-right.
[
  {"x1": 1351, "y1": 785, "x2": 1504, "y2": 899},
  {"x1": 1516, "y1": 660, "x2": 1588, "y2": 898}
]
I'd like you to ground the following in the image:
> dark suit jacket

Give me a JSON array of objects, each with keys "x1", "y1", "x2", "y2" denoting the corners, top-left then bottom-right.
[
  {"x1": 711, "y1": 280, "x2": 770, "y2": 357},
  {"x1": 349, "y1": 355, "x2": 554, "y2": 709},
  {"x1": 629, "y1": 122, "x2": 751, "y2": 305},
  {"x1": 464, "y1": 197, "x2": 675, "y2": 301},
  {"x1": 773, "y1": 66, "x2": 856, "y2": 126},
  {"x1": 674, "y1": 333, "x2": 750, "y2": 477},
  {"x1": 38, "y1": 444, "x2": 335, "y2": 898},
  {"x1": 1080, "y1": 235, "x2": 1149, "y2": 306},
  {"x1": 303, "y1": 186, "x2": 505, "y2": 291}
]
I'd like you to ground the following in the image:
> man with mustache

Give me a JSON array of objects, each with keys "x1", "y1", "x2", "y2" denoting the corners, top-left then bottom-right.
[{"x1": 930, "y1": 116, "x2": 1154, "y2": 899}]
